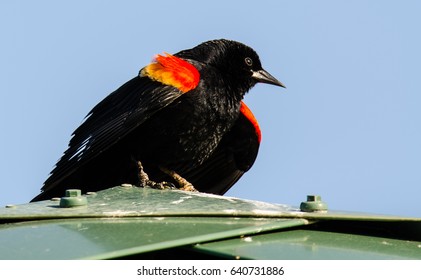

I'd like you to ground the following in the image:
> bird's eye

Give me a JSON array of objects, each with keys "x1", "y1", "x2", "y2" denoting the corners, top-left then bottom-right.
[{"x1": 245, "y1": 57, "x2": 253, "y2": 67}]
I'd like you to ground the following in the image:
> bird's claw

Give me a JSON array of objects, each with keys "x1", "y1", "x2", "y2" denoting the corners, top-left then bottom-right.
[
  {"x1": 136, "y1": 160, "x2": 197, "y2": 192},
  {"x1": 179, "y1": 182, "x2": 198, "y2": 192},
  {"x1": 136, "y1": 160, "x2": 176, "y2": 190},
  {"x1": 159, "y1": 166, "x2": 198, "y2": 192},
  {"x1": 145, "y1": 181, "x2": 176, "y2": 190}
]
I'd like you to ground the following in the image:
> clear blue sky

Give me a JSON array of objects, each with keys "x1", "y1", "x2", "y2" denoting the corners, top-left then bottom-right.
[{"x1": 1, "y1": 1, "x2": 420, "y2": 217}]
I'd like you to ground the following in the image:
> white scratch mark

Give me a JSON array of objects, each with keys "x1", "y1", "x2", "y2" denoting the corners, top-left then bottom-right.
[
  {"x1": 103, "y1": 210, "x2": 137, "y2": 216},
  {"x1": 243, "y1": 237, "x2": 253, "y2": 242}
]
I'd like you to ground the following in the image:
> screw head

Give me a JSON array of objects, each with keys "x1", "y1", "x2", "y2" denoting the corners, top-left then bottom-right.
[
  {"x1": 65, "y1": 189, "x2": 82, "y2": 197},
  {"x1": 59, "y1": 189, "x2": 87, "y2": 208},
  {"x1": 300, "y1": 195, "x2": 328, "y2": 212}
]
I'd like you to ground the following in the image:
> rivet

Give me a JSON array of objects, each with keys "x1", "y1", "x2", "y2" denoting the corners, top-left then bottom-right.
[
  {"x1": 300, "y1": 195, "x2": 328, "y2": 212},
  {"x1": 59, "y1": 189, "x2": 87, "y2": 208}
]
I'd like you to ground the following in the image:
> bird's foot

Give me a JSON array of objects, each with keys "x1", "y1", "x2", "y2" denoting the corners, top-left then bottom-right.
[
  {"x1": 136, "y1": 161, "x2": 175, "y2": 190},
  {"x1": 146, "y1": 180, "x2": 176, "y2": 190},
  {"x1": 159, "y1": 167, "x2": 198, "y2": 192}
]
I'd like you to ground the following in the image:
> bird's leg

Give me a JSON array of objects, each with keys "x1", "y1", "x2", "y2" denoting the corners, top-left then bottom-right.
[
  {"x1": 136, "y1": 160, "x2": 175, "y2": 190},
  {"x1": 159, "y1": 167, "x2": 198, "y2": 192},
  {"x1": 136, "y1": 160, "x2": 150, "y2": 186}
]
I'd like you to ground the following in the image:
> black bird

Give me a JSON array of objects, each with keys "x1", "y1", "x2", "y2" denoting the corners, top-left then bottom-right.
[{"x1": 31, "y1": 39, "x2": 285, "y2": 202}]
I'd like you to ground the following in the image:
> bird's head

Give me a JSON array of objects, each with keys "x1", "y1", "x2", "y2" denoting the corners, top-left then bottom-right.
[{"x1": 177, "y1": 39, "x2": 285, "y2": 94}]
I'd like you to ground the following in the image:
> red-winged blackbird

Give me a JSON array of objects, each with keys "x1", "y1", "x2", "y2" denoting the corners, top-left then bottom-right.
[{"x1": 31, "y1": 39, "x2": 285, "y2": 202}]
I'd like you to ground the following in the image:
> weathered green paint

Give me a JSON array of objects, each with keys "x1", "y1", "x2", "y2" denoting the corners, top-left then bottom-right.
[
  {"x1": 1, "y1": 186, "x2": 420, "y2": 222},
  {"x1": 0, "y1": 217, "x2": 308, "y2": 259},
  {"x1": 0, "y1": 186, "x2": 420, "y2": 260},
  {"x1": 194, "y1": 229, "x2": 421, "y2": 259}
]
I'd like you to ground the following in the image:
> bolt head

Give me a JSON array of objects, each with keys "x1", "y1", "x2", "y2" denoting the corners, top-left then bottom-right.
[
  {"x1": 65, "y1": 189, "x2": 82, "y2": 197},
  {"x1": 60, "y1": 189, "x2": 87, "y2": 208},
  {"x1": 300, "y1": 195, "x2": 328, "y2": 212},
  {"x1": 307, "y1": 195, "x2": 322, "y2": 202}
]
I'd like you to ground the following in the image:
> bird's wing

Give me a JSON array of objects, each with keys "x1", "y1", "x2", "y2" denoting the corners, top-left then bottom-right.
[
  {"x1": 183, "y1": 102, "x2": 260, "y2": 194},
  {"x1": 42, "y1": 76, "x2": 185, "y2": 193}
]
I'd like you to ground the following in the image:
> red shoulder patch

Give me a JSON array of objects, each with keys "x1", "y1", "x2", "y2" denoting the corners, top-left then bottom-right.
[
  {"x1": 140, "y1": 52, "x2": 200, "y2": 93},
  {"x1": 240, "y1": 101, "x2": 261, "y2": 143}
]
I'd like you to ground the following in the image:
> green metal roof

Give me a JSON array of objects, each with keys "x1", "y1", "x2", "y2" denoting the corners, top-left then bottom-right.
[
  {"x1": 1, "y1": 185, "x2": 420, "y2": 259},
  {"x1": 194, "y1": 229, "x2": 421, "y2": 260}
]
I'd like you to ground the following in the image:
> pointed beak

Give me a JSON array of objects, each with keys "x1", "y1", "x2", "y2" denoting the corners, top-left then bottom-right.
[{"x1": 252, "y1": 69, "x2": 286, "y2": 88}]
